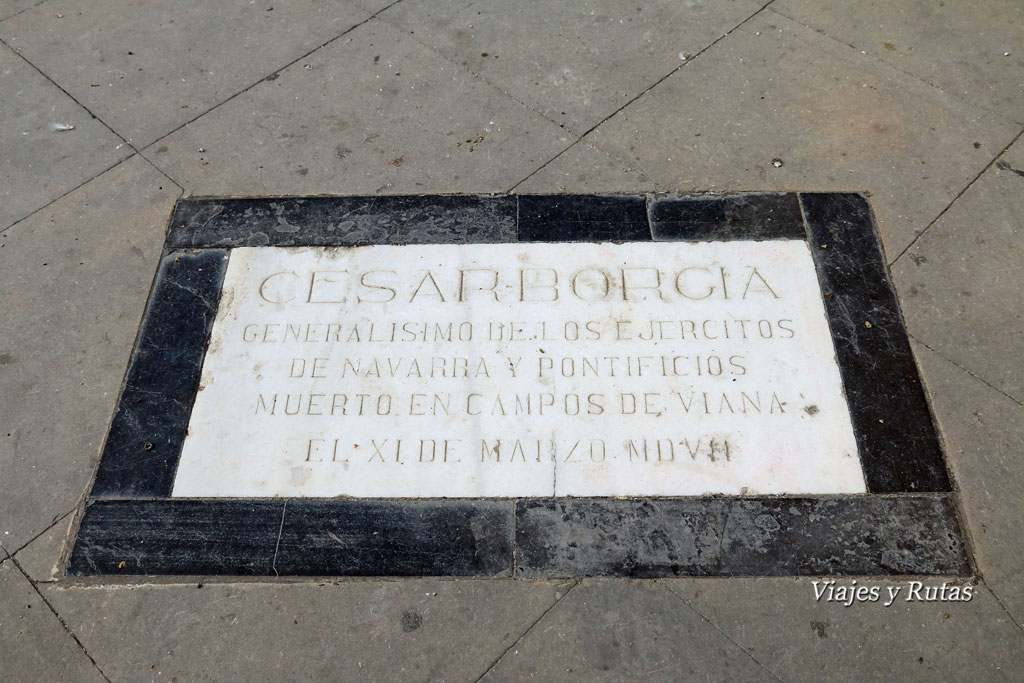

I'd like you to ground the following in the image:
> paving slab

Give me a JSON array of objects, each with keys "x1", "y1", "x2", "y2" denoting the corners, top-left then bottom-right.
[
  {"x1": 0, "y1": 0, "x2": 371, "y2": 148},
  {"x1": 350, "y1": 0, "x2": 397, "y2": 13},
  {"x1": 894, "y1": 139, "x2": 1024, "y2": 402},
  {"x1": 513, "y1": 142, "x2": 654, "y2": 193},
  {"x1": 911, "y1": 341, "x2": 1024, "y2": 623},
  {"x1": 0, "y1": 156, "x2": 178, "y2": 550},
  {"x1": 145, "y1": 19, "x2": 571, "y2": 196},
  {"x1": 482, "y1": 579, "x2": 774, "y2": 681},
  {"x1": 44, "y1": 579, "x2": 568, "y2": 681},
  {"x1": 670, "y1": 577, "x2": 1024, "y2": 682},
  {"x1": 11, "y1": 513, "x2": 75, "y2": 583},
  {"x1": 0, "y1": 43, "x2": 129, "y2": 232},
  {"x1": 379, "y1": 0, "x2": 766, "y2": 135},
  {"x1": 586, "y1": 12, "x2": 1020, "y2": 258},
  {"x1": 0, "y1": 561, "x2": 107, "y2": 683},
  {"x1": 774, "y1": 0, "x2": 1024, "y2": 124},
  {"x1": 0, "y1": 0, "x2": 43, "y2": 22}
]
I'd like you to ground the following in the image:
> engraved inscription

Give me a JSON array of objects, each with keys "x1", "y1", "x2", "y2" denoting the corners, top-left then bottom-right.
[{"x1": 172, "y1": 242, "x2": 865, "y2": 497}]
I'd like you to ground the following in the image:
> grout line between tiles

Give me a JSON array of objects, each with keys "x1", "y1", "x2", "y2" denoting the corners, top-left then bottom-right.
[
  {"x1": 505, "y1": 0, "x2": 779, "y2": 193},
  {"x1": 766, "y1": 7, "x2": 1024, "y2": 128},
  {"x1": 911, "y1": 336, "x2": 1024, "y2": 409},
  {"x1": 473, "y1": 581, "x2": 578, "y2": 681},
  {"x1": 135, "y1": 0, "x2": 407, "y2": 174},
  {"x1": 663, "y1": 582, "x2": 785, "y2": 681},
  {"x1": 890, "y1": 127, "x2": 1024, "y2": 266},
  {"x1": 8, "y1": 554, "x2": 113, "y2": 682}
]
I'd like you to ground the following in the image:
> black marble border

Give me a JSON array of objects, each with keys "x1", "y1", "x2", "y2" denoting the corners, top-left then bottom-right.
[
  {"x1": 800, "y1": 194, "x2": 949, "y2": 492},
  {"x1": 71, "y1": 192, "x2": 963, "y2": 577},
  {"x1": 69, "y1": 496, "x2": 967, "y2": 577},
  {"x1": 515, "y1": 496, "x2": 968, "y2": 577},
  {"x1": 90, "y1": 250, "x2": 228, "y2": 498}
]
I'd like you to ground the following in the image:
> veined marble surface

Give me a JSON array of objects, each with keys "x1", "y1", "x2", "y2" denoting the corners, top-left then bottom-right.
[{"x1": 171, "y1": 241, "x2": 865, "y2": 497}]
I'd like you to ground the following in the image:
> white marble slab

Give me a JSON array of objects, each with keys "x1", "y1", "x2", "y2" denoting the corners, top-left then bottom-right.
[{"x1": 171, "y1": 241, "x2": 865, "y2": 498}]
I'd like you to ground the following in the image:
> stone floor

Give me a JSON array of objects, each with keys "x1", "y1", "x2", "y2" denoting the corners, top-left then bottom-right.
[{"x1": 1, "y1": 0, "x2": 1021, "y2": 680}]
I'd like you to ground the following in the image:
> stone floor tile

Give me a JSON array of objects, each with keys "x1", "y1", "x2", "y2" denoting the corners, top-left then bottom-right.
[
  {"x1": 0, "y1": 43, "x2": 129, "y2": 232},
  {"x1": 773, "y1": 0, "x2": 1024, "y2": 124},
  {"x1": 44, "y1": 579, "x2": 567, "y2": 681},
  {"x1": 0, "y1": 561, "x2": 107, "y2": 682},
  {"x1": 513, "y1": 141, "x2": 654, "y2": 194},
  {"x1": 0, "y1": 0, "x2": 43, "y2": 22},
  {"x1": 670, "y1": 577, "x2": 1024, "y2": 682},
  {"x1": 380, "y1": 0, "x2": 765, "y2": 135},
  {"x1": 911, "y1": 341, "x2": 1024, "y2": 623},
  {"x1": 0, "y1": 156, "x2": 179, "y2": 550},
  {"x1": 350, "y1": 0, "x2": 398, "y2": 14},
  {"x1": 481, "y1": 580, "x2": 774, "y2": 682},
  {"x1": 145, "y1": 19, "x2": 571, "y2": 196},
  {"x1": 586, "y1": 12, "x2": 1020, "y2": 258},
  {"x1": 0, "y1": 0, "x2": 371, "y2": 148},
  {"x1": 11, "y1": 513, "x2": 75, "y2": 583},
  {"x1": 894, "y1": 139, "x2": 1024, "y2": 402}
]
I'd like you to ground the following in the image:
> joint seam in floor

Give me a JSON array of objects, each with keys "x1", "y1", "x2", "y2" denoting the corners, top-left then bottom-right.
[
  {"x1": 910, "y1": 335, "x2": 1024, "y2": 409},
  {"x1": 8, "y1": 507, "x2": 76, "y2": 559},
  {"x1": 134, "y1": 0, "x2": 407, "y2": 193},
  {"x1": 985, "y1": 585, "x2": 1024, "y2": 635},
  {"x1": 663, "y1": 582, "x2": 785, "y2": 681},
  {"x1": 7, "y1": 554, "x2": 113, "y2": 682},
  {"x1": 767, "y1": 7, "x2": 1024, "y2": 128},
  {"x1": 890, "y1": 127, "x2": 1024, "y2": 266},
  {"x1": 0, "y1": 38, "x2": 183, "y2": 234},
  {"x1": 506, "y1": 0, "x2": 779, "y2": 193},
  {"x1": 473, "y1": 581, "x2": 578, "y2": 681},
  {"x1": 0, "y1": 0, "x2": 52, "y2": 26}
]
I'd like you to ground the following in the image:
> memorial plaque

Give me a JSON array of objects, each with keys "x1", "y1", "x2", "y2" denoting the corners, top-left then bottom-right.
[
  {"x1": 174, "y1": 242, "x2": 862, "y2": 498},
  {"x1": 70, "y1": 193, "x2": 970, "y2": 578}
]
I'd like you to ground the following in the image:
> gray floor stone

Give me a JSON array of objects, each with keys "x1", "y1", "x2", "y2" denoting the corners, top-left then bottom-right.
[
  {"x1": 513, "y1": 141, "x2": 654, "y2": 194},
  {"x1": 774, "y1": 0, "x2": 1024, "y2": 124},
  {"x1": 670, "y1": 577, "x2": 1024, "y2": 682},
  {"x1": 11, "y1": 513, "x2": 75, "y2": 583},
  {"x1": 0, "y1": 43, "x2": 130, "y2": 232},
  {"x1": 0, "y1": 0, "x2": 371, "y2": 148},
  {"x1": 912, "y1": 341, "x2": 1024, "y2": 624},
  {"x1": 895, "y1": 139, "x2": 1024, "y2": 402},
  {"x1": 0, "y1": 0, "x2": 43, "y2": 22},
  {"x1": 144, "y1": 19, "x2": 571, "y2": 196},
  {"x1": 0, "y1": 561, "x2": 107, "y2": 683},
  {"x1": 586, "y1": 11, "x2": 1020, "y2": 258},
  {"x1": 481, "y1": 580, "x2": 775, "y2": 682},
  {"x1": 350, "y1": 0, "x2": 397, "y2": 13},
  {"x1": 44, "y1": 579, "x2": 568, "y2": 682},
  {"x1": 0, "y1": 156, "x2": 178, "y2": 550},
  {"x1": 379, "y1": 0, "x2": 766, "y2": 135}
]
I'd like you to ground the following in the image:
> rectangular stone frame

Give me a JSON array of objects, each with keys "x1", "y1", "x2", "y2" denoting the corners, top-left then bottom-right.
[{"x1": 68, "y1": 193, "x2": 970, "y2": 577}]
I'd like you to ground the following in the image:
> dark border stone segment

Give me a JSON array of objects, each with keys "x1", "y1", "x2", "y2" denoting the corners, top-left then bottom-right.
[
  {"x1": 275, "y1": 500, "x2": 513, "y2": 576},
  {"x1": 650, "y1": 193, "x2": 805, "y2": 241},
  {"x1": 517, "y1": 194, "x2": 650, "y2": 242},
  {"x1": 167, "y1": 195, "x2": 517, "y2": 248},
  {"x1": 800, "y1": 193, "x2": 950, "y2": 493},
  {"x1": 515, "y1": 496, "x2": 969, "y2": 577},
  {"x1": 90, "y1": 250, "x2": 228, "y2": 498},
  {"x1": 68, "y1": 499, "x2": 284, "y2": 575}
]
